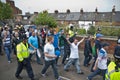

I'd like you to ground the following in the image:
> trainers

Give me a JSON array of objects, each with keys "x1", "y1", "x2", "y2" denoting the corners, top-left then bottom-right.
[
  {"x1": 41, "y1": 73, "x2": 46, "y2": 77},
  {"x1": 78, "y1": 71, "x2": 84, "y2": 74},
  {"x1": 86, "y1": 77, "x2": 91, "y2": 80},
  {"x1": 56, "y1": 77, "x2": 62, "y2": 80},
  {"x1": 16, "y1": 76, "x2": 23, "y2": 79},
  {"x1": 8, "y1": 61, "x2": 12, "y2": 64},
  {"x1": 31, "y1": 78, "x2": 35, "y2": 80}
]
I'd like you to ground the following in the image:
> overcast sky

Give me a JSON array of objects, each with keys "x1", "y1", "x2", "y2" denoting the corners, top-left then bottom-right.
[{"x1": 1, "y1": 0, "x2": 120, "y2": 14}]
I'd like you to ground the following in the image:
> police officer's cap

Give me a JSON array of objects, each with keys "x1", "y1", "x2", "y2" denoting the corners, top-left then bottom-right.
[
  {"x1": 118, "y1": 39, "x2": 120, "y2": 44},
  {"x1": 114, "y1": 52, "x2": 120, "y2": 59},
  {"x1": 22, "y1": 34, "x2": 27, "y2": 40}
]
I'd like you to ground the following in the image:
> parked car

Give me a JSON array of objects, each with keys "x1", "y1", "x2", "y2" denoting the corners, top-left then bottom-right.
[{"x1": 23, "y1": 25, "x2": 36, "y2": 31}]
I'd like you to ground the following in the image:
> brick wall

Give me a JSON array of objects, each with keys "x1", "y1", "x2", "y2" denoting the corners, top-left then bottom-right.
[
  {"x1": 77, "y1": 36, "x2": 117, "y2": 54},
  {"x1": 6, "y1": 0, "x2": 22, "y2": 14}
]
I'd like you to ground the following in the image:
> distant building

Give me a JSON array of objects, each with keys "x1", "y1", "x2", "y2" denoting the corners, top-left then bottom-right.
[{"x1": 6, "y1": 0, "x2": 22, "y2": 14}]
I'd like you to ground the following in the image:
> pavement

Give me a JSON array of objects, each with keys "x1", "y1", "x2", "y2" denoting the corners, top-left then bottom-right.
[{"x1": 0, "y1": 51, "x2": 102, "y2": 80}]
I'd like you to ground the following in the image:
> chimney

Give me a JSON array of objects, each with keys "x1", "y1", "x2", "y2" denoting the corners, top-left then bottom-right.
[
  {"x1": 66, "y1": 9, "x2": 70, "y2": 14},
  {"x1": 112, "y1": 5, "x2": 116, "y2": 15},
  {"x1": 34, "y1": 12, "x2": 38, "y2": 15},
  {"x1": 95, "y1": 7, "x2": 98, "y2": 14},
  {"x1": 80, "y1": 8, "x2": 83, "y2": 14},
  {"x1": 54, "y1": 10, "x2": 59, "y2": 14},
  {"x1": 25, "y1": 12, "x2": 30, "y2": 15}
]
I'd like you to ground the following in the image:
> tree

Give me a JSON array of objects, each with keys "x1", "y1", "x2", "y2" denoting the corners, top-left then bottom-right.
[
  {"x1": 34, "y1": 11, "x2": 57, "y2": 28},
  {"x1": 87, "y1": 26, "x2": 96, "y2": 35},
  {"x1": 0, "y1": 1, "x2": 13, "y2": 20}
]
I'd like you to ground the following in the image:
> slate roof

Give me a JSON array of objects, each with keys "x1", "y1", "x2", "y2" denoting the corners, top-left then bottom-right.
[
  {"x1": 112, "y1": 11, "x2": 120, "y2": 22},
  {"x1": 49, "y1": 11, "x2": 120, "y2": 22},
  {"x1": 79, "y1": 12, "x2": 95, "y2": 21},
  {"x1": 49, "y1": 13, "x2": 67, "y2": 21},
  {"x1": 65, "y1": 12, "x2": 80, "y2": 21}
]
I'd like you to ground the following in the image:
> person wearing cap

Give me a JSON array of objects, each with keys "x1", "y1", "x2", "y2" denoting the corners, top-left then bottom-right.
[
  {"x1": 15, "y1": 35, "x2": 35, "y2": 80},
  {"x1": 91, "y1": 33, "x2": 103, "y2": 72},
  {"x1": 105, "y1": 39, "x2": 120, "y2": 80},
  {"x1": 87, "y1": 42, "x2": 109, "y2": 80}
]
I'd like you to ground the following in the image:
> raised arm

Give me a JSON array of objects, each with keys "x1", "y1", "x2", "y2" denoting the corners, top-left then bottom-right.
[{"x1": 78, "y1": 37, "x2": 85, "y2": 45}]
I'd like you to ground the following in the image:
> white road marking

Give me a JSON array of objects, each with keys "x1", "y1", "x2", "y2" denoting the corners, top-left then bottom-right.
[{"x1": 60, "y1": 76, "x2": 71, "y2": 80}]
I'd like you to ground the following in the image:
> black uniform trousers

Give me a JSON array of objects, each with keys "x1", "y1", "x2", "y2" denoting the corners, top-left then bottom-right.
[{"x1": 15, "y1": 58, "x2": 34, "y2": 79}]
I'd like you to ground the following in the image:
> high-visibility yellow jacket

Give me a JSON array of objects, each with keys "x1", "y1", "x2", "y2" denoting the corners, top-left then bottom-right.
[
  {"x1": 105, "y1": 61, "x2": 120, "y2": 80},
  {"x1": 69, "y1": 30, "x2": 74, "y2": 37},
  {"x1": 17, "y1": 42, "x2": 29, "y2": 62}
]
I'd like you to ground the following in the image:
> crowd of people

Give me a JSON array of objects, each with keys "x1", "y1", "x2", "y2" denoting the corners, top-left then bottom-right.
[{"x1": 0, "y1": 23, "x2": 120, "y2": 80}]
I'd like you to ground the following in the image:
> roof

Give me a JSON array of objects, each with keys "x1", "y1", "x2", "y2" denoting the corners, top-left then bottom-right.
[
  {"x1": 20, "y1": 11, "x2": 120, "y2": 22},
  {"x1": 112, "y1": 11, "x2": 120, "y2": 22},
  {"x1": 79, "y1": 12, "x2": 95, "y2": 21},
  {"x1": 65, "y1": 12, "x2": 80, "y2": 21},
  {"x1": 49, "y1": 13, "x2": 67, "y2": 21},
  {"x1": 49, "y1": 11, "x2": 120, "y2": 22}
]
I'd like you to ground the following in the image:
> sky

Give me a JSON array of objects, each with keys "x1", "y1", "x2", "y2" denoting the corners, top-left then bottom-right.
[{"x1": 1, "y1": 0, "x2": 120, "y2": 14}]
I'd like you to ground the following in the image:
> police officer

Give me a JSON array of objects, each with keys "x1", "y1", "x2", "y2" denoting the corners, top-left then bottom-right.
[
  {"x1": 105, "y1": 39, "x2": 120, "y2": 80},
  {"x1": 15, "y1": 35, "x2": 35, "y2": 80}
]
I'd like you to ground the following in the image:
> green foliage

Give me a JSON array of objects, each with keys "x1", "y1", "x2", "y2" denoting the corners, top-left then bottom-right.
[
  {"x1": 87, "y1": 26, "x2": 96, "y2": 35},
  {"x1": 77, "y1": 28, "x2": 86, "y2": 35},
  {"x1": 0, "y1": 1, "x2": 13, "y2": 20},
  {"x1": 34, "y1": 11, "x2": 57, "y2": 28},
  {"x1": 101, "y1": 27, "x2": 120, "y2": 36}
]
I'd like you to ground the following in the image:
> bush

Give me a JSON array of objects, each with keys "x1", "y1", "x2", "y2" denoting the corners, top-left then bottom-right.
[
  {"x1": 76, "y1": 28, "x2": 86, "y2": 35},
  {"x1": 87, "y1": 26, "x2": 96, "y2": 35},
  {"x1": 101, "y1": 27, "x2": 120, "y2": 36}
]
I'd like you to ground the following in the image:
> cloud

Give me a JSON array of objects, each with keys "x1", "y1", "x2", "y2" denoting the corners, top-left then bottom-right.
[{"x1": 12, "y1": 0, "x2": 120, "y2": 14}]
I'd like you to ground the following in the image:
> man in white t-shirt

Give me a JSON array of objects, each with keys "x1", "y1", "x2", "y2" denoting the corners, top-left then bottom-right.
[
  {"x1": 87, "y1": 42, "x2": 109, "y2": 80},
  {"x1": 41, "y1": 36, "x2": 61, "y2": 80},
  {"x1": 64, "y1": 37, "x2": 85, "y2": 74}
]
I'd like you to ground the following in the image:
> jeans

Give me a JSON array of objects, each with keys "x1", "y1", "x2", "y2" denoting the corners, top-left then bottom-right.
[
  {"x1": 91, "y1": 56, "x2": 97, "y2": 72},
  {"x1": 62, "y1": 49, "x2": 70, "y2": 64},
  {"x1": 15, "y1": 58, "x2": 34, "y2": 79},
  {"x1": 41, "y1": 60, "x2": 59, "y2": 79},
  {"x1": 88, "y1": 68, "x2": 107, "y2": 80},
  {"x1": 64, "y1": 58, "x2": 81, "y2": 73},
  {"x1": 60, "y1": 46, "x2": 64, "y2": 56},
  {"x1": 4, "y1": 46, "x2": 12, "y2": 61},
  {"x1": 84, "y1": 55, "x2": 92, "y2": 66},
  {"x1": 29, "y1": 51, "x2": 41, "y2": 64}
]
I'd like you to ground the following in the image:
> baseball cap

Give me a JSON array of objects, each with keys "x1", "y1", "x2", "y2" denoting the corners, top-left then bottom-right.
[
  {"x1": 96, "y1": 33, "x2": 103, "y2": 38},
  {"x1": 118, "y1": 39, "x2": 120, "y2": 44}
]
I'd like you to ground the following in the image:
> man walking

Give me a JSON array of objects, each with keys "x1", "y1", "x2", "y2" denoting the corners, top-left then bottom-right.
[
  {"x1": 64, "y1": 37, "x2": 84, "y2": 74},
  {"x1": 87, "y1": 42, "x2": 109, "y2": 80},
  {"x1": 15, "y1": 35, "x2": 35, "y2": 80},
  {"x1": 41, "y1": 36, "x2": 61, "y2": 80},
  {"x1": 28, "y1": 31, "x2": 42, "y2": 65}
]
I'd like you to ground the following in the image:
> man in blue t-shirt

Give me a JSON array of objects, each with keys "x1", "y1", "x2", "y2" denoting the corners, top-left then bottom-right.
[{"x1": 28, "y1": 31, "x2": 42, "y2": 65}]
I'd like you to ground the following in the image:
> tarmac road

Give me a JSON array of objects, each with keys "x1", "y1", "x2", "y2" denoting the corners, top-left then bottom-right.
[{"x1": 0, "y1": 51, "x2": 101, "y2": 80}]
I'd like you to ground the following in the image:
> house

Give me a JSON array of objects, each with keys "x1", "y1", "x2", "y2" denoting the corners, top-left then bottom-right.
[{"x1": 6, "y1": 0, "x2": 22, "y2": 14}]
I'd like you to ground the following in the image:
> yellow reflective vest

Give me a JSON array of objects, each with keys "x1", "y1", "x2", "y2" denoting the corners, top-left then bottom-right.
[
  {"x1": 105, "y1": 61, "x2": 120, "y2": 80},
  {"x1": 16, "y1": 42, "x2": 29, "y2": 62},
  {"x1": 69, "y1": 30, "x2": 74, "y2": 37}
]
